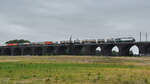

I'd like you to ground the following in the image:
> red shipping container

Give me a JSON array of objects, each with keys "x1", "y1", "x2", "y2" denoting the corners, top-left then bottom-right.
[
  {"x1": 13, "y1": 43, "x2": 18, "y2": 46},
  {"x1": 45, "y1": 41, "x2": 53, "y2": 45},
  {"x1": 7, "y1": 44, "x2": 13, "y2": 46},
  {"x1": 7, "y1": 43, "x2": 18, "y2": 46}
]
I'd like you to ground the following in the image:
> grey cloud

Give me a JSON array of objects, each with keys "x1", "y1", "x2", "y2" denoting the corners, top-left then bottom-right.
[{"x1": 0, "y1": 0, "x2": 150, "y2": 44}]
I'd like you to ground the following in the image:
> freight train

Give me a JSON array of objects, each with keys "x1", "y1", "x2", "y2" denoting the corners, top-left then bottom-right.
[
  {"x1": 6, "y1": 41, "x2": 53, "y2": 46},
  {"x1": 6, "y1": 37, "x2": 135, "y2": 46},
  {"x1": 80, "y1": 37, "x2": 135, "y2": 44}
]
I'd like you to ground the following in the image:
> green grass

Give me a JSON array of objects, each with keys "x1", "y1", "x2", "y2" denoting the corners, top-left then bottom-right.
[{"x1": 0, "y1": 56, "x2": 150, "y2": 84}]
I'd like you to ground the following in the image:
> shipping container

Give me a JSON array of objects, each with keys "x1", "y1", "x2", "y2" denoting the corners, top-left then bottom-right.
[
  {"x1": 45, "y1": 41, "x2": 53, "y2": 45},
  {"x1": 7, "y1": 43, "x2": 18, "y2": 46}
]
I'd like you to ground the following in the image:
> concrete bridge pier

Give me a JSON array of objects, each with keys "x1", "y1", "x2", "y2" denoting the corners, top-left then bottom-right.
[
  {"x1": 10, "y1": 48, "x2": 14, "y2": 56},
  {"x1": 65, "y1": 46, "x2": 73, "y2": 55},
  {"x1": 0, "y1": 50, "x2": 1, "y2": 56},
  {"x1": 137, "y1": 43, "x2": 150, "y2": 56},
  {"x1": 54, "y1": 46, "x2": 68, "y2": 55},
  {"x1": 11, "y1": 48, "x2": 14, "y2": 56},
  {"x1": 0, "y1": 48, "x2": 2, "y2": 56},
  {"x1": 13, "y1": 47, "x2": 23, "y2": 56},
  {"x1": 117, "y1": 44, "x2": 133, "y2": 56},
  {"x1": 31, "y1": 47, "x2": 35, "y2": 56},
  {"x1": 44, "y1": 46, "x2": 55, "y2": 55},
  {"x1": 1, "y1": 49, "x2": 5, "y2": 56},
  {"x1": 2, "y1": 48, "x2": 11, "y2": 56},
  {"x1": 41, "y1": 47, "x2": 46, "y2": 56},
  {"x1": 100, "y1": 44, "x2": 114, "y2": 56},
  {"x1": 23, "y1": 47, "x2": 32, "y2": 56},
  {"x1": 21, "y1": 48, "x2": 24, "y2": 56},
  {"x1": 81, "y1": 45, "x2": 97, "y2": 55},
  {"x1": 34, "y1": 47, "x2": 43, "y2": 56},
  {"x1": 71, "y1": 45, "x2": 83, "y2": 55}
]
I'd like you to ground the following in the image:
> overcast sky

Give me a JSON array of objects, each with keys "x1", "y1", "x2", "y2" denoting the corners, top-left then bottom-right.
[{"x1": 0, "y1": 0, "x2": 150, "y2": 44}]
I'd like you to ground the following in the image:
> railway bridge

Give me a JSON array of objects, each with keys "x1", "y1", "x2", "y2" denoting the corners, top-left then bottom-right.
[{"x1": 0, "y1": 42, "x2": 150, "y2": 56}]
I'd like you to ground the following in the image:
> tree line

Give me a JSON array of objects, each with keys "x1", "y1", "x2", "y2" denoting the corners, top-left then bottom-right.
[{"x1": 5, "y1": 39, "x2": 30, "y2": 44}]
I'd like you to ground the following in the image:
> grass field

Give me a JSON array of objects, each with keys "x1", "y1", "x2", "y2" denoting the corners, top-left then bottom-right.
[{"x1": 0, "y1": 56, "x2": 150, "y2": 84}]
